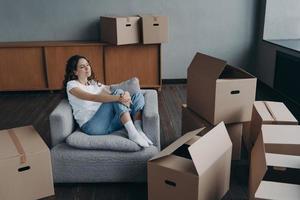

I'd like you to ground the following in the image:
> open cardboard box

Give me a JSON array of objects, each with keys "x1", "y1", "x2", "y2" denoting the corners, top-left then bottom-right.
[
  {"x1": 140, "y1": 15, "x2": 168, "y2": 44},
  {"x1": 249, "y1": 124, "x2": 300, "y2": 200},
  {"x1": 0, "y1": 126, "x2": 54, "y2": 200},
  {"x1": 187, "y1": 52, "x2": 257, "y2": 125},
  {"x1": 100, "y1": 16, "x2": 140, "y2": 45},
  {"x1": 148, "y1": 122, "x2": 232, "y2": 200},
  {"x1": 182, "y1": 104, "x2": 243, "y2": 160},
  {"x1": 247, "y1": 101, "x2": 298, "y2": 152}
]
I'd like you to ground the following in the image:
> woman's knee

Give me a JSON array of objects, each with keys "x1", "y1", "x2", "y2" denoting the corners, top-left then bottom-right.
[
  {"x1": 132, "y1": 91, "x2": 143, "y2": 98},
  {"x1": 132, "y1": 91, "x2": 145, "y2": 106},
  {"x1": 113, "y1": 102, "x2": 130, "y2": 116}
]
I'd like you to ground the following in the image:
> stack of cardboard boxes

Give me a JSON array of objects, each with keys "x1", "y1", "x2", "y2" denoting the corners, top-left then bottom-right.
[
  {"x1": 100, "y1": 15, "x2": 168, "y2": 45},
  {"x1": 178, "y1": 52, "x2": 300, "y2": 199},
  {"x1": 249, "y1": 124, "x2": 300, "y2": 199},
  {"x1": 246, "y1": 101, "x2": 300, "y2": 199},
  {"x1": 147, "y1": 52, "x2": 258, "y2": 200},
  {"x1": 183, "y1": 52, "x2": 257, "y2": 160}
]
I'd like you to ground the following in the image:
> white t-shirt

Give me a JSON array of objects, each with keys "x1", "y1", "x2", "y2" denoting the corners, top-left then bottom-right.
[{"x1": 66, "y1": 80, "x2": 105, "y2": 127}]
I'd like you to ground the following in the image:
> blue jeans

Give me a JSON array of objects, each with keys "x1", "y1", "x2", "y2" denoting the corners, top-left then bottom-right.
[{"x1": 81, "y1": 89, "x2": 145, "y2": 135}]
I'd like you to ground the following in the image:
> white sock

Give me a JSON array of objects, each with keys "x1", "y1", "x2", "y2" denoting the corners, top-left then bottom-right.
[
  {"x1": 134, "y1": 120, "x2": 153, "y2": 145},
  {"x1": 124, "y1": 120, "x2": 149, "y2": 147}
]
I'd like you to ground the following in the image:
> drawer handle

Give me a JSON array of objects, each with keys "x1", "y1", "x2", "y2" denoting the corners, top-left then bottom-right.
[
  {"x1": 18, "y1": 166, "x2": 30, "y2": 172},
  {"x1": 231, "y1": 90, "x2": 240, "y2": 95},
  {"x1": 153, "y1": 23, "x2": 159, "y2": 26},
  {"x1": 165, "y1": 180, "x2": 176, "y2": 187},
  {"x1": 126, "y1": 24, "x2": 131, "y2": 27}
]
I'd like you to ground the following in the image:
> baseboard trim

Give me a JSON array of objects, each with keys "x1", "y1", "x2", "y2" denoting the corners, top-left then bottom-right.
[{"x1": 162, "y1": 79, "x2": 187, "y2": 84}]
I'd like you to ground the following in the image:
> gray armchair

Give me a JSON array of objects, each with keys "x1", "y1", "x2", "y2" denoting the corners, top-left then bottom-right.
[{"x1": 49, "y1": 89, "x2": 160, "y2": 183}]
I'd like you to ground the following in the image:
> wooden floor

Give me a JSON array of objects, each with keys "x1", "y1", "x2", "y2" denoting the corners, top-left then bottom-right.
[{"x1": 0, "y1": 82, "x2": 299, "y2": 200}]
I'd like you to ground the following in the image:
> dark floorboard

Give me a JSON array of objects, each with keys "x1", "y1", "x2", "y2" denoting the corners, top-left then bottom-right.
[{"x1": 1, "y1": 81, "x2": 299, "y2": 200}]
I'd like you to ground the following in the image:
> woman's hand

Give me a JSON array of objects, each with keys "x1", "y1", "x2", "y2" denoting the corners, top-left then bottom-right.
[{"x1": 119, "y1": 91, "x2": 132, "y2": 107}]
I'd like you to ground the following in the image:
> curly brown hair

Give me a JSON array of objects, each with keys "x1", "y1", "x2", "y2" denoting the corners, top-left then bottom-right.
[
  {"x1": 63, "y1": 55, "x2": 96, "y2": 95},
  {"x1": 63, "y1": 55, "x2": 95, "y2": 87}
]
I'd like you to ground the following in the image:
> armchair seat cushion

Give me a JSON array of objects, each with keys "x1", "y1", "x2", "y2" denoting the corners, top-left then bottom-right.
[
  {"x1": 51, "y1": 143, "x2": 159, "y2": 182},
  {"x1": 66, "y1": 130, "x2": 142, "y2": 152}
]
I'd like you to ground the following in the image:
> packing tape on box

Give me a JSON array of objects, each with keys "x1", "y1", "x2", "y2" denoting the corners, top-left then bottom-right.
[
  {"x1": 8, "y1": 129, "x2": 27, "y2": 164},
  {"x1": 263, "y1": 101, "x2": 277, "y2": 121}
]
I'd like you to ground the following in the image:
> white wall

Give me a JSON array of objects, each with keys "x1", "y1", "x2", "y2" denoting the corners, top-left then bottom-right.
[
  {"x1": 0, "y1": 0, "x2": 257, "y2": 79},
  {"x1": 264, "y1": 0, "x2": 300, "y2": 40}
]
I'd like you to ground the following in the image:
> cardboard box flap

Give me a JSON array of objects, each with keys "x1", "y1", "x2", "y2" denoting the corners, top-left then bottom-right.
[
  {"x1": 150, "y1": 128, "x2": 205, "y2": 161},
  {"x1": 255, "y1": 181, "x2": 300, "y2": 200},
  {"x1": 185, "y1": 135, "x2": 201, "y2": 146},
  {"x1": 264, "y1": 101, "x2": 298, "y2": 123},
  {"x1": 249, "y1": 131, "x2": 268, "y2": 199},
  {"x1": 188, "y1": 52, "x2": 227, "y2": 81},
  {"x1": 150, "y1": 154, "x2": 198, "y2": 175},
  {"x1": 0, "y1": 126, "x2": 48, "y2": 160},
  {"x1": 254, "y1": 101, "x2": 274, "y2": 121},
  {"x1": 262, "y1": 125, "x2": 300, "y2": 145},
  {"x1": 219, "y1": 65, "x2": 255, "y2": 79},
  {"x1": 266, "y1": 153, "x2": 300, "y2": 169},
  {"x1": 229, "y1": 65, "x2": 255, "y2": 78},
  {"x1": 188, "y1": 122, "x2": 232, "y2": 176}
]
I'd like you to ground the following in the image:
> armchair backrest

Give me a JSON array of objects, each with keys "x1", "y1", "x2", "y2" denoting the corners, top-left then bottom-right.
[{"x1": 49, "y1": 99, "x2": 75, "y2": 147}]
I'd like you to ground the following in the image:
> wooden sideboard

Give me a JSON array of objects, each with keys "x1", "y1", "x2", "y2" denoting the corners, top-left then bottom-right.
[{"x1": 0, "y1": 41, "x2": 161, "y2": 91}]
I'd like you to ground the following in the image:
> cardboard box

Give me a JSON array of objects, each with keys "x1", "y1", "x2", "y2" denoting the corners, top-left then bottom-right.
[
  {"x1": 249, "y1": 124, "x2": 300, "y2": 200},
  {"x1": 255, "y1": 181, "x2": 300, "y2": 200},
  {"x1": 0, "y1": 126, "x2": 54, "y2": 200},
  {"x1": 140, "y1": 15, "x2": 168, "y2": 44},
  {"x1": 248, "y1": 101, "x2": 298, "y2": 151},
  {"x1": 187, "y1": 52, "x2": 257, "y2": 125},
  {"x1": 100, "y1": 16, "x2": 140, "y2": 45},
  {"x1": 182, "y1": 104, "x2": 243, "y2": 160},
  {"x1": 148, "y1": 122, "x2": 232, "y2": 200}
]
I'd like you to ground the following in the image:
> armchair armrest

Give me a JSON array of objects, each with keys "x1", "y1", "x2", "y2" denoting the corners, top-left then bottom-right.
[
  {"x1": 142, "y1": 89, "x2": 161, "y2": 150},
  {"x1": 49, "y1": 99, "x2": 75, "y2": 148}
]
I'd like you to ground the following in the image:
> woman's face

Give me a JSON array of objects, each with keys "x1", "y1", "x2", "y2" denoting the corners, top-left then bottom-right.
[{"x1": 74, "y1": 58, "x2": 91, "y2": 79}]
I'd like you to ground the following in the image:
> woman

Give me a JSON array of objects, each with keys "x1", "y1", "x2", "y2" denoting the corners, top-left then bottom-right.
[{"x1": 63, "y1": 55, "x2": 152, "y2": 147}]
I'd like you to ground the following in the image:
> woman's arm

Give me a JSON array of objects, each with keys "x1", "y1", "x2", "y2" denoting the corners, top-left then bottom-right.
[{"x1": 69, "y1": 87, "x2": 131, "y2": 104}]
